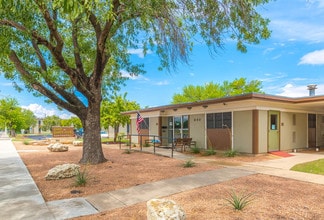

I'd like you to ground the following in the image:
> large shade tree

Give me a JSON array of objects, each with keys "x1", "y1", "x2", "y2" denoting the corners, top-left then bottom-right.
[
  {"x1": 0, "y1": 0, "x2": 271, "y2": 164},
  {"x1": 172, "y1": 78, "x2": 263, "y2": 103}
]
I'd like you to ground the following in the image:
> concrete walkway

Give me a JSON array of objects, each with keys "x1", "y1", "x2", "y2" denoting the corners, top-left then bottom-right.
[
  {"x1": 0, "y1": 139, "x2": 55, "y2": 220},
  {"x1": 1, "y1": 139, "x2": 324, "y2": 220}
]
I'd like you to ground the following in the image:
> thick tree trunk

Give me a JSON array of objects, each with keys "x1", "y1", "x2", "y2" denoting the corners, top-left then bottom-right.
[{"x1": 79, "y1": 101, "x2": 107, "y2": 164}]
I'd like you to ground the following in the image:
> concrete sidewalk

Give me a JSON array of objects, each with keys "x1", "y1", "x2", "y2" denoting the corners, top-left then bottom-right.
[
  {"x1": 238, "y1": 152, "x2": 324, "y2": 185},
  {"x1": 1, "y1": 138, "x2": 324, "y2": 219},
  {"x1": 0, "y1": 139, "x2": 55, "y2": 220}
]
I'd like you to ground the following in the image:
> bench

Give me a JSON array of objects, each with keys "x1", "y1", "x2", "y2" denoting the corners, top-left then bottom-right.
[{"x1": 174, "y1": 138, "x2": 192, "y2": 152}]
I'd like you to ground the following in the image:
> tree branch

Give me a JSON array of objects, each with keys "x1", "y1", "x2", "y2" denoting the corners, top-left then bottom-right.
[
  {"x1": 72, "y1": 18, "x2": 85, "y2": 75},
  {"x1": 31, "y1": 39, "x2": 47, "y2": 72},
  {"x1": 9, "y1": 50, "x2": 86, "y2": 115}
]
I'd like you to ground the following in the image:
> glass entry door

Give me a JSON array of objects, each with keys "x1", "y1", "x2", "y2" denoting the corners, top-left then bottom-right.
[{"x1": 168, "y1": 115, "x2": 189, "y2": 143}]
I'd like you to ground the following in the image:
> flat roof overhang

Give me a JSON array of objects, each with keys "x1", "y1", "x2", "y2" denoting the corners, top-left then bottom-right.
[{"x1": 123, "y1": 93, "x2": 324, "y2": 115}]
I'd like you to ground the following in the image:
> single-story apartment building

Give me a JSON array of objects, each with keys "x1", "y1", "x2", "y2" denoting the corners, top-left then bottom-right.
[{"x1": 123, "y1": 93, "x2": 324, "y2": 154}]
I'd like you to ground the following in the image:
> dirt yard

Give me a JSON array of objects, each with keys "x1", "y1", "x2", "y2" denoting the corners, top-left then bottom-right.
[{"x1": 14, "y1": 139, "x2": 324, "y2": 220}]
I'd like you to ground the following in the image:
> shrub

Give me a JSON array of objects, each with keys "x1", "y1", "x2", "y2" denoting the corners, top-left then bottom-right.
[
  {"x1": 202, "y1": 149, "x2": 216, "y2": 156},
  {"x1": 183, "y1": 160, "x2": 195, "y2": 168},
  {"x1": 74, "y1": 169, "x2": 88, "y2": 187},
  {"x1": 123, "y1": 149, "x2": 132, "y2": 154},
  {"x1": 190, "y1": 146, "x2": 201, "y2": 154},
  {"x1": 225, "y1": 190, "x2": 255, "y2": 210},
  {"x1": 224, "y1": 149, "x2": 237, "y2": 157},
  {"x1": 23, "y1": 140, "x2": 30, "y2": 145}
]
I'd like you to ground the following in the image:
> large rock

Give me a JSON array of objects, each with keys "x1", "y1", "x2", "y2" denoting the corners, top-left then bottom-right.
[
  {"x1": 45, "y1": 164, "x2": 80, "y2": 180},
  {"x1": 47, "y1": 143, "x2": 69, "y2": 152},
  {"x1": 147, "y1": 199, "x2": 186, "y2": 220}
]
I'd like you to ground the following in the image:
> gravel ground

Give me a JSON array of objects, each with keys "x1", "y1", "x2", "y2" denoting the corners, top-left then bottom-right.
[{"x1": 14, "y1": 140, "x2": 324, "y2": 220}]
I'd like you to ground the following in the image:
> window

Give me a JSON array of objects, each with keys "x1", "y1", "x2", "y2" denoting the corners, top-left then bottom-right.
[
  {"x1": 270, "y1": 114, "x2": 277, "y2": 130},
  {"x1": 207, "y1": 112, "x2": 232, "y2": 129},
  {"x1": 139, "y1": 118, "x2": 149, "y2": 129}
]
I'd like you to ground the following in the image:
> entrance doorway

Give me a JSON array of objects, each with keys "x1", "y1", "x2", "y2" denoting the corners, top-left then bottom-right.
[
  {"x1": 168, "y1": 115, "x2": 189, "y2": 143},
  {"x1": 268, "y1": 111, "x2": 280, "y2": 151}
]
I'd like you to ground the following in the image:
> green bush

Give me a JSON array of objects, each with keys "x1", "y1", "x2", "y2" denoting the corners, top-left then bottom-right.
[
  {"x1": 190, "y1": 147, "x2": 201, "y2": 154},
  {"x1": 183, "y1": 160, "x2": 195, "y2": 168},
  {"x1": 225, "y1": 190, "x2": 255, "y2": 210},
  {"x1": 123, "y1": 149, "x2": 132, "y2": 154},
  {"x1": 224, "y1": 150, "x2": 237, "y2": 157},
  {"x1": 202, "y1": 149, "x2": 216, "y2": 156},
  {"x1": 74, "y1": 169, "x2": 88, "y2": 187},
  {"x1": 23, "y1": 140, "x2": 30, "y2": 145}
]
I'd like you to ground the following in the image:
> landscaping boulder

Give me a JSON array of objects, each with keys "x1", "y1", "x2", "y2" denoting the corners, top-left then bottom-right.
[
  {"x1": 147, "y1": 199, "x2": 186, "y2": 220},
  {"x1": 45, "y1": 164, "x2": 80, "y2": 180},
  {"x1": 47, "y1": 143, "x2": 69, "y2": 152}
]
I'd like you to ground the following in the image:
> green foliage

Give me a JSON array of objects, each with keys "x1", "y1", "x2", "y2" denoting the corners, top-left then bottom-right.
[
  {"x1": 42, "y1": 116, "x2": 61, "y2": 131},
  {"x1": 225, "y1": 190, "x2": 255, "y2": 210},
  {"x1": 190, "y1": 147, "x2": 201, "y2": 154},
  {"x1": 123, "y1": 149, "x2": 132, "y2": 154},
  {"x1": 74, "y1": 169, "x2": 88, "y2": 187},
  {"x1": 183, "y1": 160, "x2": 196, "y2": 168},
  {"x1": 291, "y1": 159, "x2": 324, "y2": 175},
  {"x1": 61, "y1": 117, "x2": 82, "y2": 129},
  {"x1": 101, "y1": 93, "x2": 140, "y2": 142},
  {"x1": 0, "y1": 97, "x2": 36, "y2": 135},
  {"x1": 23, "y1": 140, "x2": 30, "y2": 145},
  {"x1": 202, "y1": 149, "x2": 216, "y2": 156},
  {"x1": 172, "y1": 78, "x2": 263, "y2": 103},
  {"x1": 224, "y1": 150, "x2": 238, "y2": 157}
]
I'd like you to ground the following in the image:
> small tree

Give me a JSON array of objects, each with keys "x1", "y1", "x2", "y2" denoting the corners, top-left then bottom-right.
[
  {"x1": 42, "y1": 115, "x2": 61, "y2": 132},
  {"x1": 0, "y1": 97, "x2": 36, "y2": 136},
  {"x1": 101, "y1": 93, "x2": 140, "y2": 142}
]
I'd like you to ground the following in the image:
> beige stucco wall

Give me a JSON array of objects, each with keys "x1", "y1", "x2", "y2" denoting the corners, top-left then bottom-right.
[
  {"x1": 316, "y1": 114, "x2": 324, "y2": 147},
  {"x1": 189, "y1": 114, "x2": 206, "y2": 149},
  {"x1": 258, "y1": 110, "x2": 268, "y2": 153},
  {"x1": 233, "y1": 111, "x2": 253, "y2": 153},
  {"x1": 149, "y1": 117, "x2": 160, "y2": 137},
  {"x1": 280, "y1": 112, "x2": 307, "y2": 150}
]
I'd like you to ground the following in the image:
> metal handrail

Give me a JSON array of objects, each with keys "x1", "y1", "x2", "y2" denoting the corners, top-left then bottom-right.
[{"x1": 118, "y1": 134, "x2": 174, "y2": 157}]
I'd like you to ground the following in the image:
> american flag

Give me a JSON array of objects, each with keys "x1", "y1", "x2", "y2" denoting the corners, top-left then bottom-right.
[{"x1": 136, "y1": 112, "x2": 144, "y2": 133}]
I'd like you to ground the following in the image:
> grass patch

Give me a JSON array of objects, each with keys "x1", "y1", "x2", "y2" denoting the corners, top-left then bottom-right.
[
  {"x1": 74, "y1": 169, "x2": 88, "y2": 187},
  {"x1": 290, "y1": 159, "x2": 324, "y2": 175},
  {"x1": 224, "y1": 150, "x2": 238, "y2": 157},
  {"x1": 224, "y1": 190, "x2": 255, "y2": 210},
  {"x1": 190, "y1": 147, "x2": 201, "y2": 154},
  {"x1": 202, "y1": 149, "x2": 216, "y2": 156},
  {"x1": 183, "y1": 160, "x2": 196, "y2": 168}
]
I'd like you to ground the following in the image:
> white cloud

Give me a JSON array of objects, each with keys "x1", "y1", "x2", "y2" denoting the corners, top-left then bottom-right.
[
  {"x1": 120, "y1": 70, "x2": 149, "y2": 81},
  {"x1": 276, "y1": 83, "x2": 324, "y2": 97},
  {"x1": 154, "y1": 80, "x2": 169, "y2": 86},
  {"x1": 270, "y1": 19, "x2": 324, "y2": 43},
  {"x1": 21, "y1": 103, "x2": 72, "y2": 119},
  {"x1": 298, "y1": 49, "x2": 324, "y2": 65},
  {"x1": 128, "y1": 48, "x2": 152, "y2": 58}
]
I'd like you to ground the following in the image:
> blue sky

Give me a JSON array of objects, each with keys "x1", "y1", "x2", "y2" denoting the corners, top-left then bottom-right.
[{"x1": 1, "y1": 0, "x2": 324, "y2": 118}]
